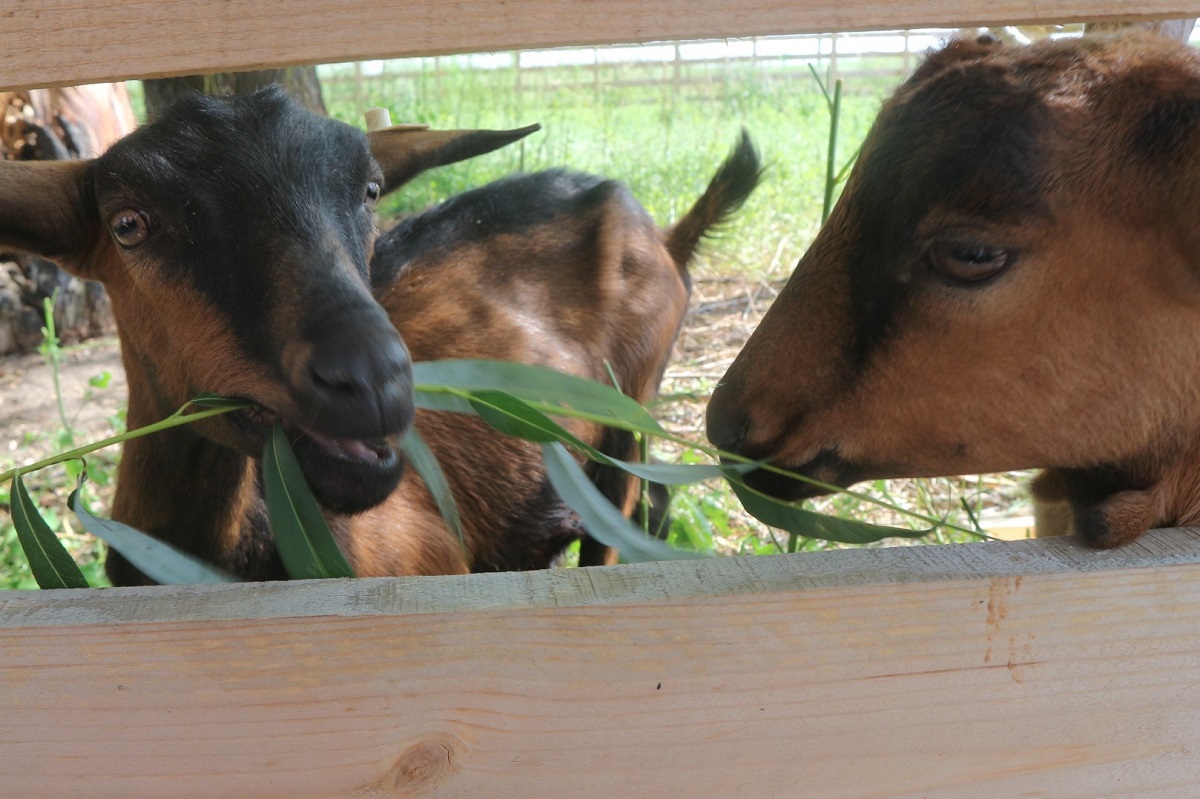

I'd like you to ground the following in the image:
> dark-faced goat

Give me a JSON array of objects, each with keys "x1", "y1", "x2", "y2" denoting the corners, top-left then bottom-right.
[
  {"x1": 707, "y1": 33, "x2": 1200, "y2": 549},
  {"x1": 0, "y1": 87, "x2": 759, "y2": 582}
]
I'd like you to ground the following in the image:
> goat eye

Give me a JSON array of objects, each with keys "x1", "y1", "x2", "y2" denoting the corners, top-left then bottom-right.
[
  {"x1": 365, "y1": 182, "x2": 381, "y2": 207},
  {"x1": 109, "y1": 209, "x2": 151, "y2": 248},
  {"x1": 928, "y1": 241, "x2": 1010, "y2": 284}
]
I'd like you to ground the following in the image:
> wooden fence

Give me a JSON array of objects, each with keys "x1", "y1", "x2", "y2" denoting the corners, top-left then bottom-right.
[{"x1": 5, "y1": 2, "x2": 1200, "y2": 796}]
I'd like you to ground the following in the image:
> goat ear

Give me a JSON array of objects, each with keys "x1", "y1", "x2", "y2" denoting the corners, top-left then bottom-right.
[
  {"x1": 368, "y1": 123, "x2": 541, "y2": 196},
  {"x1": 0, "y1": 160, "x2": 98, "y2": 273}
]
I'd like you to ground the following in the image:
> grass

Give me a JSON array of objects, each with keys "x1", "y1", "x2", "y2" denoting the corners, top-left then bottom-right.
[
  {"x1": 321, "y1": 56, "x2": 899, "y2": 277},
  {"x1": 0, "y1": 300, "x2": 119, "y2": 588}
]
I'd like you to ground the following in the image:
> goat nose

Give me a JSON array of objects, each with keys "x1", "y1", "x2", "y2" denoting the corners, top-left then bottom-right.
[
  {"x1": 706, "y1": 385, "x2": 749, "y2": 454},
  {"x1": 305, "y1": 315, "x2": 414, "y2": 439}
]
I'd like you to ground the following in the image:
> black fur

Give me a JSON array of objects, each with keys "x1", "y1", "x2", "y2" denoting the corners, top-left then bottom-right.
[
  {"x1": 840, "y1": 53, "x2": 1050, "y2": 373},
  {"x1": 94, "y1": 87, "x2": 383, "y2": 375},
  {"x1": 371, "y1": 169, "x2": 609, "y2": 289}
]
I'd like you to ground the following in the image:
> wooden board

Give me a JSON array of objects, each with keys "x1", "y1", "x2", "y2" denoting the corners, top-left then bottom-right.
[
  {"x1": 5, "y1": 1, "x2": 1200, "y2": 90},
  {"x1": 5, "y1": 527, "x2": 1200, "y2": 798}
]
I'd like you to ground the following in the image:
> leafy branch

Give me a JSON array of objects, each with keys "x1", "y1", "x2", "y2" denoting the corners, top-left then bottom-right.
[{"x1": 5, "y1": 359, "x2": 988, "y2": 589}]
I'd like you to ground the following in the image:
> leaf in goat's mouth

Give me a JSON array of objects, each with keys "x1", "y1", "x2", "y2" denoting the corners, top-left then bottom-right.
[{"x1": 263, "y1": 423, "x2": 356, "y2": 579}]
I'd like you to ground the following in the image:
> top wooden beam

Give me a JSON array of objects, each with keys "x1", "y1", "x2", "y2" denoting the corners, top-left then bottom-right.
[{"x1": 6, "y1": 1, "x2": 1200, "y2": 90}]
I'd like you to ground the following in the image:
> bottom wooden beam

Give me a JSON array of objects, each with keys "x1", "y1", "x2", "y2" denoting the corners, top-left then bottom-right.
[{"x1": 4, "y1": 528, "x2": 1200, "y2": 798}]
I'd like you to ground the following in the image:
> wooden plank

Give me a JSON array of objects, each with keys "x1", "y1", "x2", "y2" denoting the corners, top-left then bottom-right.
[
  {"x1": 5, "y1": 1, "x2": 1200, "y2": 90},
  {"x1": 5, "y1": 527, "x2": 1200, "y2": 798}
]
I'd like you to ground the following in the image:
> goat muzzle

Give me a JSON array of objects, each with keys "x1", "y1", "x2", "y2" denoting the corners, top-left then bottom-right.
[{"x1": 268, "y1": 309, "x2": 416, "y2": 513}]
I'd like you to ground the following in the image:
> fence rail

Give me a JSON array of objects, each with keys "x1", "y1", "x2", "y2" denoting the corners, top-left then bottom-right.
[
  {"x1": 3, "y1": 1, "x2": 1199, "y2": 90},
  {"x1": 7, "y1": 527, "x2": 1200, "y2": 797}
]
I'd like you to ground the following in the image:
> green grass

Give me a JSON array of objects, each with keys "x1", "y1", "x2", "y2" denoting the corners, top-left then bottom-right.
[
  {"x1": 0, "y1": 301, "x2": 119, "y2": 588},
  {"x1": 321, "y1": 57, "x2": 899, "y2": 275}
]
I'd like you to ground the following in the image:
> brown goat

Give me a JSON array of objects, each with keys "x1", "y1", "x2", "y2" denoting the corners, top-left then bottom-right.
[
  {"x1": 0, "y1": 88, "x2": 758, "y2": 582},
  {"x1": 348, "y1": 145, "x2": 759, "y2": 575},
  {"x1": 707, "y1": 33, "x2": 1200, "y2": 550}
]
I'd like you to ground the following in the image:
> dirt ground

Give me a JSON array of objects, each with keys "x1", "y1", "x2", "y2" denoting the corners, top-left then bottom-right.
[{"x1": 0, "y1": 337, "x2": 126, "y2": 466}]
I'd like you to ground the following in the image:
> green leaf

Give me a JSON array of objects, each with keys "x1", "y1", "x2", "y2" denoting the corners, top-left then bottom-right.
[
  {"x1": 262, "y1": 424, "x2": 355, "y2": 579},
  {"x1": 467, "y1": 389, "x2": 749, "y2": 486},
  {"x1": 541, "y1": 442, "x2": 706, "y2": 563},
  {"x1": 399, "y1": 427, "x2": 465, "y2": 551},
  {"x1": 184, "y1": 393, "x2": 257, "y2": 410},
  {"x1": 729, "y1": 480, "x2": 930, "y2": 545},
  {"x1": 469, "y1": 390, "x2": 592, "y2": 447},
  {"x1": 10, "y1": 473, "x2": 88, "y2": 589},
  {"x1": 414, "y1": 359, "x2": 663, "y2": 433},
  {"x1": 611, "y1": 460, "x2": 753, "y2": 486},
  {"x1": 68, "y1": 474, "x2": 234, "y2": 585}
]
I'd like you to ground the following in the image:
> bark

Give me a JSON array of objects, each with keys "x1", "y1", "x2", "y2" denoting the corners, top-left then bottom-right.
[
  {"x1": 0, "y1": 86, "x2": 136, "y2": 354},
  {"x1": 142, "y1": 67, "x2": 327, "y2": 120},
  {"x1": 1084, "y1": 19, "x2": 1196, "y2": 42}
]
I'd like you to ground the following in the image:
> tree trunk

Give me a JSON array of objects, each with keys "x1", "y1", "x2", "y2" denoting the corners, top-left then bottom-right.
[
  {"x1": 142, "y1": 67, "x2": 327, "y2": 120},
  {"x1": 0, "y1": 85, "x2": 137, "y2": 354},
  {"x1": 1084, "y1": 19, "x2": 1196, "y2": 41}
]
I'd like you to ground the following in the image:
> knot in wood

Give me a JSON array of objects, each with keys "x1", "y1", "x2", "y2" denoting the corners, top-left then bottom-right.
[{"x1": 391, "y1": 736, "x2": 460, "y2": 796}]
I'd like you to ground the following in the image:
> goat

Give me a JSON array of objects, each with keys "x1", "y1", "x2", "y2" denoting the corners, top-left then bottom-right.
[
  {"x1": 0, "y1": 87, "x2": 759, "y2": 582},
  {"x1": 365, "y1": 143, "x2": 759, "y2": 574},
  {"x1": 0, "y1": 87, "x2": 532, "y2": 583},
  {"x1": 706, "y1": 33, "x2": 1200, "y2": 550}
]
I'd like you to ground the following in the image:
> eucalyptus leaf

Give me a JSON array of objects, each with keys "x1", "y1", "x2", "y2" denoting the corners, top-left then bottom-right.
[
  {"x1": 467, "y1": 390, "x2": 743, "y2": 486},
  {"x1": 414, "y1": 359, "x2": 663, "y2": 433},
  {"x1": 469, "y1": 390, "x2": 593, "y2": 448},
  {"x1": 541, "y1": 442, "x2": 706, "y2": 562},
  {"x1": 68, "y1": 474, "x2": 234, "y2": 585},
  {"x1": 399, "y1": 427, "x2": 465, "y2": 551},
  {"x1": 612, "y1": 460, "x2": 754, "y2": 486},
  {"x1": 185, "y1": 394, "x2": 258, "y2": 410},
  {"x1": 10, "y1": 473, "x2": 88, "y2": 589},
  {"x1": 729, "y1": 480, "x2": 931, "y2": 545},
  {"x1": 262, "y1": 424, "x2": 355, "y2": 579}
]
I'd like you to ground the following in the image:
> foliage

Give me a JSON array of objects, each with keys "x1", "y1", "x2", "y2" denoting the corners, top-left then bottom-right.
[{"x1": 1, "y1": 356, "x2": 989, "y2": 588}]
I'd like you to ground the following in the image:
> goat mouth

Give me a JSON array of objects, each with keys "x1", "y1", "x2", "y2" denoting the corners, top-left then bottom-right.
[
  {"x1": 289, "y1": 425, "x2": 397, "y2": 465},
  {"x1": 227, "y1": 404, "x2": 406, "y2": 513},
  {"x1": 285, "y1": 424, "x2": 405, "y2": 514},
  {"x1": 738, "y1": 449, "x2": 864, "y2": 502}
]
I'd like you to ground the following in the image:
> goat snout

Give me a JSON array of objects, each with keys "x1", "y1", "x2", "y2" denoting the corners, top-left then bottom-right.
[
  {"x1": 706, "y1": 382, "x2": 750, "y2": 455},
  {"x1": 301, "y1": 311, "x2": 415, "y2": 441}
]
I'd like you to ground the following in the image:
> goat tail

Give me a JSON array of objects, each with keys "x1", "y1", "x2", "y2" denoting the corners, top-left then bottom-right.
[{"x1": 664, "y1": 129, "x2": 762, "y2": 271}]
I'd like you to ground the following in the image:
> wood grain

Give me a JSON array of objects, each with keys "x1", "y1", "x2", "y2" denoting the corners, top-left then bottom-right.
[
  {"x1": 5, "y1": 528, "x2": 1200, "y2": 798},
  {"x1": 4, "y1": 1, "x2": 1200, "y2": 90}
]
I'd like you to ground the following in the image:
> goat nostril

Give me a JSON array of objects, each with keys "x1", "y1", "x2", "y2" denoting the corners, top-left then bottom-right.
[
  {"x1": 310, "y1": 364, "x2": 367, "y2": 395},
  {"x1": 307, "y1": 330, "x2": 411, "y2": 393},
  {"x1": 706, "y1": 403, "x2": 749, "y2": 454}
]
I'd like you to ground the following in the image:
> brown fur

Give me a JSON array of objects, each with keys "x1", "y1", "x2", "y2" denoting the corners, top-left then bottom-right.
[
  {"x1": 707, "y1": 33, "x2": 1200, "y2": 549},
  {"x1": 366, "y1": 192, "x2": 688, "y2": 574}
]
